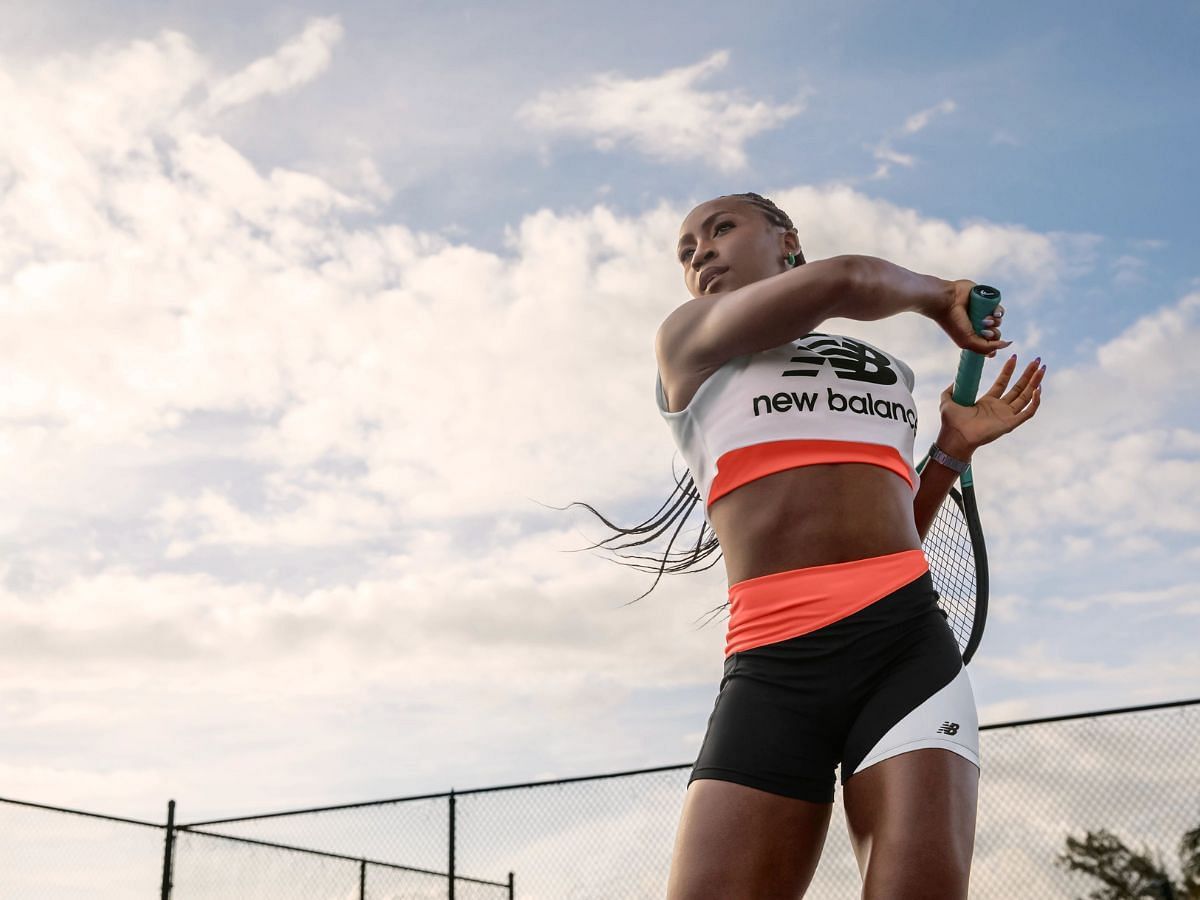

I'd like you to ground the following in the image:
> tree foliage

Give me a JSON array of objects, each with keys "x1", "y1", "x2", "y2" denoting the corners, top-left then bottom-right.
[{"x1": 1057, "y1": 826, "x2": 1200, "y2": 900}]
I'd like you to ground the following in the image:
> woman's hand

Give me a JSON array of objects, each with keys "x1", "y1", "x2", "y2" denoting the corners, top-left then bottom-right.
[
  {"x1": 929, "y1": 280, "x2": 1013, "y2": 358},
  {"x1": 937, "y1": 355, "x2": 1045, "y2": 456}
]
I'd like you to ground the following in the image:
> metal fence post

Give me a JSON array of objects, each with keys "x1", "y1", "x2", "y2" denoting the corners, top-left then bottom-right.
[
  {"x1": 359, "y1": 858, "x2": 366, "y2": 900},
  {"x1": 448, "y1": 788, "x2": 456, "y2": 900},
  {"x1": 160, "y1": 799, "x2": 176, "y2": 900},
  {"x1": 508, "y1": 870, "x2": 515, "y2": 899}
]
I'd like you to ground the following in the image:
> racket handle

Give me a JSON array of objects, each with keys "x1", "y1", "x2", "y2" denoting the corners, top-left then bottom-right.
[
  {"x1": 948, "y1": 284, "x2": 1002, "y2": 488},
  {"x1": 952, "y1": 285, "x2": 1002, "y2": 406}
]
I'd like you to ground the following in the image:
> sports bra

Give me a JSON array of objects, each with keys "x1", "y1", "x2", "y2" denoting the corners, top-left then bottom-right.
[{"x1": 654, "y1": 332, "x2": 920, "y2": 527}]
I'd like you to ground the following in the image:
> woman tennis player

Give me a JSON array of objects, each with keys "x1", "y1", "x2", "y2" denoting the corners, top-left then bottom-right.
[
  {"x1": 635, "y1": 193, "x2": 1044, "y2": 898},
  {"x1": 657, "y1": 194, "x2": 1051, "y2": 897}
]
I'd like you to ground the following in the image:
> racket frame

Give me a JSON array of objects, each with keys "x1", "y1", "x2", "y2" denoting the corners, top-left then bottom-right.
[{"x1": 916, "y1": 284, "x2": 1001, "y2": 664}]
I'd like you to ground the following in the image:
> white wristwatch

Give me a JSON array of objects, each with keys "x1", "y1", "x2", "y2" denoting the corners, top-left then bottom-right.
[{"x1": 929, "y1": 443, "x2": 971, "y2": 474}]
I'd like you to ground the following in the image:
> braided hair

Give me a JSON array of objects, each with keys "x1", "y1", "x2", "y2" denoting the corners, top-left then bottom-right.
[
  {"x1": 542, "y1": 194, "x2": 803, "y2": 627},
  {"x1": 720, "y1": 192, "x2": 806, "y2": 265}
]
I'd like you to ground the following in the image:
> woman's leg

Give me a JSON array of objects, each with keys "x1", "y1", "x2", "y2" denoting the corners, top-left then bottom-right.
[
  {"x1": 837, "y1": 601, "x2": 981, "y2": 898},
  {"x1": 842, "y1": 748, "x2": 979, "y2": 899},
  {"x1": 667, "y1": 778, "x2": 833, "y2": 900}
]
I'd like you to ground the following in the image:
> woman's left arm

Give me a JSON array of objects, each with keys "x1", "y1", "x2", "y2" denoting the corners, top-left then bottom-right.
[{"x1": 913, "y1": 354, "x2": 1046, "y2": 542}]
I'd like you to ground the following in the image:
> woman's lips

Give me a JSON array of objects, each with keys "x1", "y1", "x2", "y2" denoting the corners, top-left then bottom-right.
[{"x1": 700, "y1": 266, "x2": 729, "y2": 292}]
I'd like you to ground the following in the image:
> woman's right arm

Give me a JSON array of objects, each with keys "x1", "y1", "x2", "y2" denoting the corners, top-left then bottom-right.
[{"x1": 657, "y1": 254, "x2": 1009, "y2": 374}]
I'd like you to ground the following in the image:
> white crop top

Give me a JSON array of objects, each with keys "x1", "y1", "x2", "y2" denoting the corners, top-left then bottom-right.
[{"x1": 654, "y1": 332, "x2": 920, "y2": 527}]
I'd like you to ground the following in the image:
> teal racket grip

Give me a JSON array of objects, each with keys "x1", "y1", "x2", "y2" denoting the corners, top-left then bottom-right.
[{"x1": 952, "y1": 284, "x2": 1002, "y2": 407}]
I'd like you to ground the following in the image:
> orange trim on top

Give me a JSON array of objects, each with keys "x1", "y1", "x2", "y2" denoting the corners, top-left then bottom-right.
[
  {"x1": 709, "y1": 439, "x2": 914, "y2": 507},
  {"x1": 725, "y1": 549, "x2": 929, "y2": 657}
]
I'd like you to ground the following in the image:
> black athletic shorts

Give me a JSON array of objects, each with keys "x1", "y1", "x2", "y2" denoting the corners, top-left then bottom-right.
[{"x1": 688, "y1": 569, "x2": 980, "y2": 804}]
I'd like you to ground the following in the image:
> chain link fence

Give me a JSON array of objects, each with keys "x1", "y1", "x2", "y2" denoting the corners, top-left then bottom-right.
[
  {"x1": 0, "y1": 797, "x2": 165, "y2": 897},
  {"x1": 3, "y1": 697, "x2": 1197, "y2": 898},
  {"x1": 170, "y1": 826, "x2": 512, "y2": 899}
]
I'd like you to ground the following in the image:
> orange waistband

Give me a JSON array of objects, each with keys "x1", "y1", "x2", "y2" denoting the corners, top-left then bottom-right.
[
  {"x1": 709, "y1": 439, "x2": 915, "y2": 508},
  {"x1": 725, "y1": 549, "x2": 929, "y2": 657}
]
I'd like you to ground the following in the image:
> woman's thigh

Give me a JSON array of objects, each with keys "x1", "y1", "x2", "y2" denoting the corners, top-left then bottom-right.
[
  {"x1": 667, "y1": 778, "x2": 833, "y2": 900},
  {"x1": 842, "y1": 749, "x2": 980, "y2": 899}
]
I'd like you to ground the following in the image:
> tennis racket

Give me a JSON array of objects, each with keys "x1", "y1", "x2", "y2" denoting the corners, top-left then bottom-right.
[{"x1": 916, "y1": 284, "x2": 1001, "y2": 665}]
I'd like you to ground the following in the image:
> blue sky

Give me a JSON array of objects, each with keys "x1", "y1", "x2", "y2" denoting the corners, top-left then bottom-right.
[
  {"x1": 109, "y1": 0, "x2": 1197, "y2": 361},
  {"x1": 1, "y1": 2, "x2": 1198, "y2": 892}
]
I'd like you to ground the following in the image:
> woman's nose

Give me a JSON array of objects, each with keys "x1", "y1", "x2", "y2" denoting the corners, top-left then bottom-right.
[{"x1": 691, "y1": 245, "x2": 715, "y2": 270}]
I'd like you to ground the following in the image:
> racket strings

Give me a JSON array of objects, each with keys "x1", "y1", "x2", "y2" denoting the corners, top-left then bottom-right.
[{"x1": 924, "y1": 488, "x2": 979, "y2": 657}]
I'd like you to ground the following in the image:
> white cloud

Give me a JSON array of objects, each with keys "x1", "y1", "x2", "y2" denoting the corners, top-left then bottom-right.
[
  {"x1": 1112, "y1": 253, "x2": 1148, "y2": 287},
  {"x1": 204, "y1": 17, "x2": 344, "y2": 116},
  {"x1": 902, "y1": 98, "x2": 958, "y2": 135},
  {"x1": 870, "y1": 98, "x2": 957, "y2": 180},
  {"x1": 772, "y1": 183, "x2": 1071, "y2": 304},
  {"x1": 869, "y1": 145, "x2": 915, "y2": 179},
  {"x1": 873, "y1": 146, "x2": 916, "y2": 168},
  {"x1": 990, "y1": 130, "x2": 1023, "y2": 146},
  {"x1": 974, "y1": 293, "x2": 1200, "y2": 574},
  {"x1": 1046, "y1": 581, "x2": 1200, "y2": 612},
  {"x1": 517, "y1": 50, "x2": 805, "y2": 172},
  {"x1": 971, "y1": 662, "x2": 1200, "y2": 746}
]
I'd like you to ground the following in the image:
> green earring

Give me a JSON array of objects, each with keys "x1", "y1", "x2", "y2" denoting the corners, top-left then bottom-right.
[{"x1": 787, "y1": 253, "x2": 797, "y2": 267}]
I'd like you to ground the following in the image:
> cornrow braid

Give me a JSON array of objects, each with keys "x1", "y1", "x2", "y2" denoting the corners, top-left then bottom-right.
[
  {"x1": 543, "y1": 191, "x2": 808, "y2": 629},
  {"x1": 535, "y1": 455, "x2": 729, "y2": 630},
  {"x1": 721, "y1": 192, "x2": 806, "y2": 264}
]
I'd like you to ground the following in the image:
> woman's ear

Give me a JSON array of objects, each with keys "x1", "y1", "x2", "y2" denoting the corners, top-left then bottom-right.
[{"x1": 782, "y1": 230, "x2": 804, "y2": 265}]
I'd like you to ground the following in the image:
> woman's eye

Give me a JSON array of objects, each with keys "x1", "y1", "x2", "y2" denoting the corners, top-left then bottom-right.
[
  {"x1": 715, "y1": 221, "x2": 733, "y2": 234},
  {"x1": 680, "y1": 248, "x2": 694, "y2": 262}
]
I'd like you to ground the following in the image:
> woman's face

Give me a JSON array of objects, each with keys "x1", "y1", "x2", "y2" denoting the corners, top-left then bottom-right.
[{"x1": 676, "y1": 198, "x2": 794, "y2": 300}]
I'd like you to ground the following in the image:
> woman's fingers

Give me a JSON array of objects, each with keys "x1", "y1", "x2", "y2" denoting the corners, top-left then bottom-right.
[
  {"x1": 948, "y1": 295, "x2": 1010, "y2": 355},
  {"x1": 1003, "y1": 359, "x2": 1045, "y2": 405},
  {"x1": 982, "y1": 305, "x2": 1006, "y2": 355},
  {"x1": 1023, "y1": 363, "x2": 1046, "y2": 403},
  {"x1": 984, "y1": 355, "x2": 1019, "y2": 397},
  {"x1": 980, "y1": 323, "x2": 1009, "y2": 356},
  {"x1": 977, "y1": 357, "x2": 1045, "y2": 437},
  {"x1": 1012, "y1": 380, "x2": 1043, "y2": 426}
]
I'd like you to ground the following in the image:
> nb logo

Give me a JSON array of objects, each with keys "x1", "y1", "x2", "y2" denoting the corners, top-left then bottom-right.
[
  {"x1": 937, "y1": 722, "x2": 960, "y2": 736},
  {"x1": 784, "y1": 335, "x2": 899, "y2": 385}
]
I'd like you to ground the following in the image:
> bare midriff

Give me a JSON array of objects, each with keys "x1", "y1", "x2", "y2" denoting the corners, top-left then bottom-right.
[
  {"x1": 708, "y1": 464, "x2": 922, "y2": 588},
  {"x1": 662, "y1": 364, "x2": 922, "y2": 589}
]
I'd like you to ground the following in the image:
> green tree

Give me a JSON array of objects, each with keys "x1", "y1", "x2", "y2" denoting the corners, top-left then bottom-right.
[
  {"x1": 1181, "y1": 826, "x2": 1200, "y2": 896},
  {"x1": 1057, "y1": 826, "x2": 1200, "y2": 899}
]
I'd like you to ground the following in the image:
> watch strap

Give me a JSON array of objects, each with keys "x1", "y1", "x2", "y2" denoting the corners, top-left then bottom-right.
[{"x1": 930, "y1": 443, "x2": 971, "y2": 474}]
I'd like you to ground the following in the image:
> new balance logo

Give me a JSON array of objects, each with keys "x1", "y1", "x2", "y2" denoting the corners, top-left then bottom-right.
[
  {"x1": 750, "y1": 386, "x2": 918, "y2": 432},
  {"x1": 937, "y1": 722, "x2": 960, "y2": 736},
  {"x1": 749, "y1": 334, "x2": 917, "y2": 432},
  {"x1": 784, "y1": 336, "x2": 899, "y2": 385}
]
